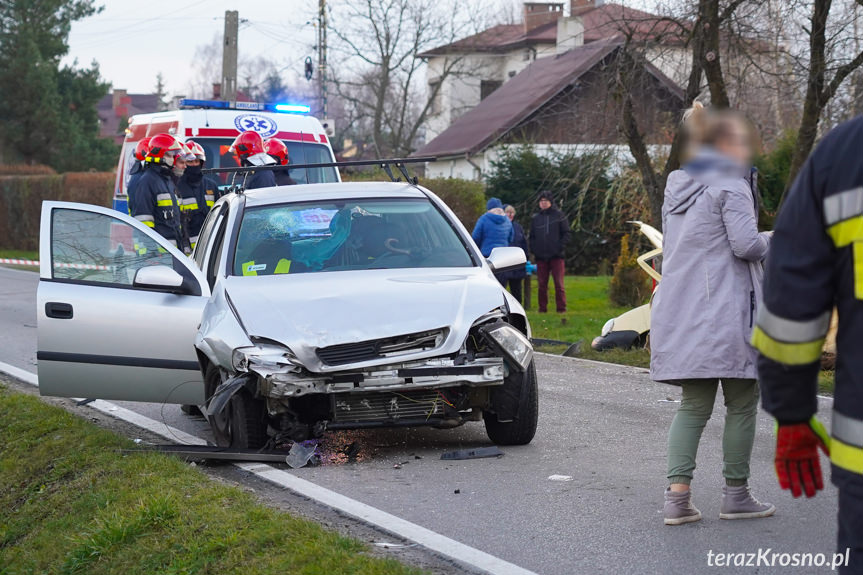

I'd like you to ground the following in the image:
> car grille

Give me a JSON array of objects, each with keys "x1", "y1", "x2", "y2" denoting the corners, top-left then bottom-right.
[
  {"x1": 333, "y1": 390, "x2": 446, "y2": 423},
  {"x1": 316, "y1": 329, "x2": 446, "y2": 366}
]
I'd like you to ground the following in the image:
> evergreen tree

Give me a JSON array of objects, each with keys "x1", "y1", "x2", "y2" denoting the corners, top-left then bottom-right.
[{"x1": 0, "y1": 0, "x2": 117, "y2": 170}]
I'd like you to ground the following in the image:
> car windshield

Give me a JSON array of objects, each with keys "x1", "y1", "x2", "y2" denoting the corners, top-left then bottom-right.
[
  {"x1": 195, "y1": 138, "x2": 338, "y2": 186},
  {"x1": 232, "y1": 198, "x2": 475, "y2": 276}
]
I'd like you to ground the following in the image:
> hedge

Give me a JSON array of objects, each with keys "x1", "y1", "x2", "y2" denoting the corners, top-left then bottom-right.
[{"x1": 0, "y1": 172, "x2": 114, "y2": 252}]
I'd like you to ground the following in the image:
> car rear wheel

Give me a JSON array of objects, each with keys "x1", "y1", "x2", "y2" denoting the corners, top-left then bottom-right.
[
  {"x1": 205, "y1": 364, "x2": 268, "y2": 449},
  {"x1": 483, "y1": 360, "x2": 538, "y2": 445}
]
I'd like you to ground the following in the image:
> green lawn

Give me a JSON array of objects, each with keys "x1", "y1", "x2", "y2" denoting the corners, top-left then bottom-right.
[
  {"x1": 525, "y1": 275, "x2": 629, "y2": 345},
  {"x1": 0, "y1": 385, "x2": 423, "y2": 575}
]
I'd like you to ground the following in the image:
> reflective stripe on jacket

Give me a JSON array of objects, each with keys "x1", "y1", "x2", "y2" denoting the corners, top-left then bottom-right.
[{"x1": 755, "y1": 116, "x2": 863, "y2": 486}]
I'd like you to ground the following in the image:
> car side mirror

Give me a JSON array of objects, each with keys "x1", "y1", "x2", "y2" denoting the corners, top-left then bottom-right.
[
  {"x1": 133, "y1": 265, "x2": 186, "y2": 293},
  {"x1": 487, "y1": 246, "x2": 526, "y2": 273}
]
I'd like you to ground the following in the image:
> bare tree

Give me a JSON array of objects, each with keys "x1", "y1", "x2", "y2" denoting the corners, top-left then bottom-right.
[
  {"x1": 785, "y1": 0, "x2": 863, "y2": 194},
  {"x1": 327, "y1": 0, "x2": 485, "y2": 157}
]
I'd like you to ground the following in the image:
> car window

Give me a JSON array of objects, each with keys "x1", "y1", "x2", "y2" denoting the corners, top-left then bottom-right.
[
  {"x1": 232, "y1": 198, "x2": 474, "y2": 276},
  {"x1": 195, "y1": 138, "x2": 338, "y2": 186},
  {"x1": 50, "y1": 208, "x2": 176, "y2": 286},
  {"x1": 193, "y1": 205, "x2": 224, "y2": 270}
]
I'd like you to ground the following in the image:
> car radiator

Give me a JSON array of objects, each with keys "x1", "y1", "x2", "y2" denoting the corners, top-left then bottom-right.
[{"x1": 332, "y1": 390, "x2": 447, "y2": 423}]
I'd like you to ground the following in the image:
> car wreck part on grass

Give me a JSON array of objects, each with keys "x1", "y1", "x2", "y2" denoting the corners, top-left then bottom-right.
[
  {"x1": 440, "y1": 446, "x2": 504, "y2": 460},
  {"x1": 125, "y1": 445, "x2": 295, "y2": 463}
]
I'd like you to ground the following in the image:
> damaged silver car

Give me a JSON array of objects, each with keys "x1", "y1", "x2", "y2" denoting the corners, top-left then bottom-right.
[{"x1": 36, "y1": 182, "x2": 538, "y2": 448}]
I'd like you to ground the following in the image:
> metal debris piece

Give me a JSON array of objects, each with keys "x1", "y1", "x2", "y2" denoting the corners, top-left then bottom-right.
[
  {"x1": 548, "y1": 474, "x2": 573, "y2": 482},
  {"x1": 124, "y1": 445, "x2": 291, "y2": 462},
  {"x1": 440, "y1": 446, "x2": 504, "y2": 460}
]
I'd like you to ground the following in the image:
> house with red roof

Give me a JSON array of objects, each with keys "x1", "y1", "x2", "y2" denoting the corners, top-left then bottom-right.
[{"x1": 415, "y1": 1, "x2": 686, "y2": 179}]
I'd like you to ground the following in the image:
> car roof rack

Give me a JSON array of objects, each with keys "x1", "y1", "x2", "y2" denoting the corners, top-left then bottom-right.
[{"x1": 202, "y1": 157, "x2": 436, "y2": 191}]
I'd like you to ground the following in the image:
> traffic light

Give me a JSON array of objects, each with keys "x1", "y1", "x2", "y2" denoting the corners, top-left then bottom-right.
[{"x1": 305, "y1": 57, "x2": 314, "y2": 81}]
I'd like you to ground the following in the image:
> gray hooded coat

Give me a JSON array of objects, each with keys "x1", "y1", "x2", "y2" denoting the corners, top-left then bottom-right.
[{"x1": 650, "y1": 149, "x2": 771, "y2": 383}]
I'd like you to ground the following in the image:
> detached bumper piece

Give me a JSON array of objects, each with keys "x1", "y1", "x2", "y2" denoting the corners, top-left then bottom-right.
[
  {"x1": 328, "y1": 388, "x2": 467, "y2": 429},
  {"x1": 125, "y1": 445, "x2": 290, "y2": 463}
]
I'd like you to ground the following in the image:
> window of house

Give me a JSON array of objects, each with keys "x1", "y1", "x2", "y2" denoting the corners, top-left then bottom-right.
[
  {"x1": 429, "y1": 80, "x2": 442, "y2": 115},
  {"x1": 480, "y1": 80, "x2": 503, "y2": 100}
]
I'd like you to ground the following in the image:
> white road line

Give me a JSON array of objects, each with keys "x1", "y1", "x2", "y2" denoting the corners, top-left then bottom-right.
[{"x1": 0, "y1": 360, "x2": 538, "y2": 575}]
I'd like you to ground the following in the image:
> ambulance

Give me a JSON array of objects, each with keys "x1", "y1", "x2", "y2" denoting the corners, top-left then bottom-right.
[{"x1": 113, "y1": 99, "x2": 340, "y2": 213}]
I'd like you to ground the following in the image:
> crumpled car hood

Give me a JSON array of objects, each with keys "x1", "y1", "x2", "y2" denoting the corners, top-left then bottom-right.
[{"x1": 222, "y1": 268, "x2": 506, "y2": 371}]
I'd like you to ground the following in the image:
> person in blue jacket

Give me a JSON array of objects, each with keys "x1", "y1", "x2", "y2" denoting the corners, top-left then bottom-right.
[
  {"x1": 501, "y1": 204, "x2": 529, "y2": 303},
  {"x1": 472, "y1": 197, "x2": 513, "y2": 284}
]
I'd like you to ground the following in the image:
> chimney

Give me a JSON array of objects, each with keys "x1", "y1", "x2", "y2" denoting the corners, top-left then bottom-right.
[
  {"x1": 556, "y1": 16, "x2": 584, "y2": 53},
  {"x1": 571, "y1": 0, "x2": 602, "y2": 11},
  {"x1": 111, "y1": 88, "x2": 127, "y2": 110},
  {"x1": 523, "y1": 2, "x2": 564, "y2": 33}
]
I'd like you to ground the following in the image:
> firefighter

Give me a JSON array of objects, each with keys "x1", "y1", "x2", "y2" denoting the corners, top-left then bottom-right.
[
  {"x1": 230, "y1": 131, "x2": 277, "y2": 189},
  {"x1": 263, "y1": 138, "x2": 297, "y2": 186},
  {"x1": 175, "y1": 140, "x2": 218, "y2": 248},
  {"x1": 126, "y1": 137, "x2": 151, "y2": 212},
  {"x1": 130, "y1": 133, "x2": 189, "y2": 253},
  {"x1": 752, "y1": 116, "x2": 863, "y2": 574}
]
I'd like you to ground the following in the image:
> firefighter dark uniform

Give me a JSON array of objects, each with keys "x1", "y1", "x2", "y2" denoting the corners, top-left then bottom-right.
[
  {"x1": 274, "y1": 168, "x2": 297, "y2": 186},
  {"x1": 176, "y1": 170, "x2": 219, "y2": 248},
  {"x1": 753, "y1": 116, "x2": 863, "y2": 574},
  {"x1": 244, "y1": 168, "x2": 277, "y2": 190},
  {"x1": 130, "y1": 164, "x2": 187, "y2": 252},
  {"x1": 126, "y1": 161, "x2": 145, "y2": 214}
]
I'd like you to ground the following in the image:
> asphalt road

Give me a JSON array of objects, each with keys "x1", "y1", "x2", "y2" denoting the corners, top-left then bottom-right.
[{"x1": 0, "y1": 266, "x2": 842, "y2": 575}]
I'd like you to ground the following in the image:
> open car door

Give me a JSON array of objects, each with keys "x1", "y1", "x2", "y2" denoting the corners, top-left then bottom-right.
[{"x1": 37, "y1": 201, "x2": 209, "y2": 404}]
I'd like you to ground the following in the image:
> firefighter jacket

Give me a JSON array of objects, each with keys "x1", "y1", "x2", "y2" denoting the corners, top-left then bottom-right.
[
  {"x1": 129, "y1": 164, "x2": 187, "y2": 252},
  {"x1": 176, "y1": 169, "x2": 219, "y2": 246},
  {"x1": 754, "y1": 116, "x2": 863, "y2": 489}
]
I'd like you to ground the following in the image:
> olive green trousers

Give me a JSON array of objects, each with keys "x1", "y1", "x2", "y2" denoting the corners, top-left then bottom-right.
[{"x1": 667, "y1": 378, "x2": 759, "y2": 487}]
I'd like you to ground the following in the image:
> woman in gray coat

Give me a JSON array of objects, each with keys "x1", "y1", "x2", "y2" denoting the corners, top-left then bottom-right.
[{"x1": 651, "y1": 103, "x2": 775, "y2": 525}]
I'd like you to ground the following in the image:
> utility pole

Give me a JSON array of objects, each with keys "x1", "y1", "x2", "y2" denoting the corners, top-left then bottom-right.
[
  {"x1": 317, "y1": 0, "x2": 328, "y2": 120},
  {"x1": 222, "y1": 10, "x2": 239, "y2": 101}
]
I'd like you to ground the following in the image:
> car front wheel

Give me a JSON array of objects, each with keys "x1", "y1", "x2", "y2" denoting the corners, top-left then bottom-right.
[
  {"x1": 205, "y1": 364, "x2": 268, "y2": 449},
  {"x1": 483, "y1": 360, "x2": 538, "y2": 445}
]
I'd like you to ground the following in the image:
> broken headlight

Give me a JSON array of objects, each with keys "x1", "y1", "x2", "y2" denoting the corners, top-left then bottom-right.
[
  {"x1": 231, "y1": 344, "x2": 300, "y2": 373},
  {"x1": 479, "y1": 323, "x2": 533, "y2": 372}
]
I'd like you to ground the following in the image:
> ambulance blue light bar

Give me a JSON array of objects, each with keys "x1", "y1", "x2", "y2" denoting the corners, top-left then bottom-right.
[{"x1": 178, "y1": 99, "x2": 311, "y2": 114}]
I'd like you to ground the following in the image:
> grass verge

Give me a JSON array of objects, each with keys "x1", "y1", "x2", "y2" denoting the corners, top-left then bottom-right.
[
  {"x1": 0, "y1": 385, "x2": 423, "y2": 575},
  {"x1": 0, "y1": 249, "x2": 39, "y2": 272}
]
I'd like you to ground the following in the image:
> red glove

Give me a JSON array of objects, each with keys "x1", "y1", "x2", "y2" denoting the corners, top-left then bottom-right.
[{"x1": 775, "y1": 418, "x2": 830, "y2": 498}]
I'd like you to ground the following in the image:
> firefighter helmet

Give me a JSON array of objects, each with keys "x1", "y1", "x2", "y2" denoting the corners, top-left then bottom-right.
[
  {"x1": 145, "y1": 133, "x2": 183, "y2": 167},
  {"x1": 263, "y1": 138, "x2": 288, "y2": 165},
  {"x1": 230, "y1": 131, "x2": 266, "y2": 160},
  {"x1": 185, "y1": 140, "x2": 206, "y2": 163},
  {"x1": 133, "y1": 137, "x2": 152, "y2": 162}
]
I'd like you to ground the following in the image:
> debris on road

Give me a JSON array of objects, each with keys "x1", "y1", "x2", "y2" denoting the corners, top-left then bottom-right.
[
  {"x1": 440, "y1": 446, "x2": 504, "y2": 460},
  {"x1": 373, "y1": 541, "x2": 418, "y2": 549},
  {"x1": 286, "y1": 442, "x2": 318, "y2": 468},
  {"x1": 657, "y1": 397, "x2": 680, "y2": 403},
  {"x1": 548, "y1": 474, "x2": 573, "y2": 482},
  {"x1": 454, "y1": 489, "x2": 461, "y2": 494}
]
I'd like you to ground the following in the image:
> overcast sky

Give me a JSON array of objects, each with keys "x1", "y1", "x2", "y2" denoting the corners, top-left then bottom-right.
[{"x1": 63, "y1": 0, "x2": 658, "y2": 97}]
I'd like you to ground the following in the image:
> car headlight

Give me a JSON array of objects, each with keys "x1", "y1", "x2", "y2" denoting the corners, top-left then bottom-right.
[
  {"x1": 231, "y1": 344, "x2": 300, "y2": 373},
  {"x1": 601, "y1": 318, "x2": 615, "y2": 337},
  {"x1": 479, "y1": 323, "x2": 533, "y2": 372}
]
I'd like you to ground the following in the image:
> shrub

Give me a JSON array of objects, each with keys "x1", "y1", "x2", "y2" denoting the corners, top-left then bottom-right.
[
  {"x1": 422, "y1": 177, "x2": 486, "y2": 229},
  {"x1": 609, "y1": 234, "x2": 652, "y2": 307},
  {"x1": 0, "y1": 164, "x2": 56, "y2": 176},
  {"x1": 0, "y1": 172, "x2": 113, "y2": 251}
]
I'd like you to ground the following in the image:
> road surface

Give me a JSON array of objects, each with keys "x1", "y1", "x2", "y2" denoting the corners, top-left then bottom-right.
[{"x1": 0, "y1": 266, "x2": 841, "y2": 575}]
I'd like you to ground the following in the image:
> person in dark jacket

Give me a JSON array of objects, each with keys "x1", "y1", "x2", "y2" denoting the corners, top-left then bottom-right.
[
  {"x1": 501, "y1": 204, "x2": 528, "y2": 303},
  {"x1": 231, "y1": 131, "x2": 277, "y2": 190},
  {"x1": 472, "y1": 198, "x2": 513, "y2": 285},
  {"x1": 264, "y1": 138, "x2": 298, "y2": 186},
  {"x1": 176, "y1": 140, "x2": 220, "y2": 248},
  {"x1": 130, "y1": 133, "x2": 188, "y2": 253},
  {"x1": 753, "y1": 116, "x2": 863, "y2": 574},
  {"x1": 529, "y1": 191, "x2": 570, "y2": 313}
]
